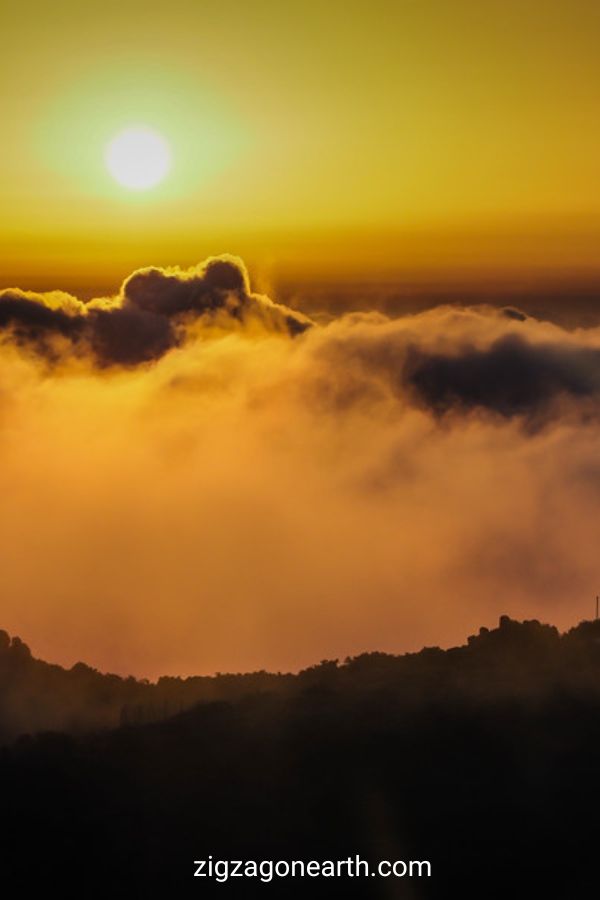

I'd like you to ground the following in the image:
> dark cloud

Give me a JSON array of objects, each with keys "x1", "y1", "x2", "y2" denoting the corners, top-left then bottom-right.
[
  {"x1": 501, "y1": 306, "x2": 528, "y2": 322},
  {"x1": 0, "y1": 255, "x2": 310, "y2": 366},
  {"x1": 122, "y1": 256, "x2": 250, "y2": 316},
  {"x1": 404, "y1": 334, "x2": 600, "y2": 421},
  {"x1": 0, "y1": 290, "x2": 84, "y2": 349},
  {"x1": 299, "y1": 308, "x2": 600, "y2": 425},
  {"x1": 89, "y1": 306, "x2": 177, "y2": 367},
  {"x1": 2, "y1": 260, "x2": 600, "y2": 427}
]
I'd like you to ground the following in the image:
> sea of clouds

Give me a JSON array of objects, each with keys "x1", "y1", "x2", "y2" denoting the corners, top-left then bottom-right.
[{"x1": 1, "y1": 255, "x2": 599, "y2": 676}]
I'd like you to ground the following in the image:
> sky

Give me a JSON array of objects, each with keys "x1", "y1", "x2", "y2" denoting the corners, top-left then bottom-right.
[
  {"x1": 2, "y1": 0, "x2": 600, "y2": 293},
  {"x1": 1, "y1": 2, "x2": 600, "y2": 677}
]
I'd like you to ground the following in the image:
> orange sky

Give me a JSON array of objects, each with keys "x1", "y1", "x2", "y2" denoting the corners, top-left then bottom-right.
[{"x1": 2, "y1": 0, "x2": 600, "y2": 290}]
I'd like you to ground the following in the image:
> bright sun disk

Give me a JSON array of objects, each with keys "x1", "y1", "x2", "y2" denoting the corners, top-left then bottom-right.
[{"x1": 105, "y1": 126, "x2": 171, "y2": 190}]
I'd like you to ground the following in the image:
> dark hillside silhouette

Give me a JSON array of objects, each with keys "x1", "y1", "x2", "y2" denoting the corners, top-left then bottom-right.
[
  {"x1": 0, "y1": 627, "x2": 294, "y2": 743},
  {"x1": 2, "y1": 616, "x2": 600, "y2": 897},
  {"x1": 3, "y1": 615, "x2": 600, "y2": 744}
]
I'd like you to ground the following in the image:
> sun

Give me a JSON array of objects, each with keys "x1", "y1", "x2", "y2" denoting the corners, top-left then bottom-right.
[{"x1": 105, "y1": 126, "x2": 171, "y2": 190}]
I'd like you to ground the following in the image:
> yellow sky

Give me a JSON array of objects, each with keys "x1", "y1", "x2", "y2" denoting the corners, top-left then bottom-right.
[{"x1": 2, "y1": 0, "x2": 600, "y2": 289}]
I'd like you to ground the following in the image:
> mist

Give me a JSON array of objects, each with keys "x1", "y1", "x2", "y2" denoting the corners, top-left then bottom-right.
[{"x1": 1, "y1": 257, "x2": 599, "y2": 677}]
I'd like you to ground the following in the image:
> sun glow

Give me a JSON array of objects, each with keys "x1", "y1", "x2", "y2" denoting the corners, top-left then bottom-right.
[{"x1": 105, "y1": 126, "x2": 171, "y2": 190}]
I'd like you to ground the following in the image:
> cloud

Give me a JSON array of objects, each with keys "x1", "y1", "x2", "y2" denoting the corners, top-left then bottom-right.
[
  {"x1": 295, "y1": 305, "x2": 600, "y2": 425},
  {"x1": 404, "y1": 333, "x2": 600, "y2": 422},
  {"x1": 0, "y1": 290, "x2": 85, "y2": 355},
  {"x1": 0, "y1": 258, "x2": 599, "y2": 678},
  {"x1": 0, "y1": 255, "x2": 311, "y2": 366}
]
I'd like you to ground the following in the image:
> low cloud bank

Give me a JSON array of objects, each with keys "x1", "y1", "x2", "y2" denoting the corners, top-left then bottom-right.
[{"x1": 0, "y1": 256, "x2": 599, "y2": 676}]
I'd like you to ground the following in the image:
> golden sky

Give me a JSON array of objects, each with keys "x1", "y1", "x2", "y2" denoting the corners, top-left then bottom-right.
[{"x1": 2, "y1": 0, "x2": 600, "y2": 291}]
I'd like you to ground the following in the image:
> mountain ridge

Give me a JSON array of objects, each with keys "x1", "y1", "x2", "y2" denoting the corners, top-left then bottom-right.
[{"x1": 3, "y1": 614, "x2": 600, "y2": 744}]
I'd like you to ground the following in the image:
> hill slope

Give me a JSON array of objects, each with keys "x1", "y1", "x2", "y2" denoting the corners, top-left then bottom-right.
[{"x1": 2, "y1": 617, "x2": 600, "y2": 896}]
